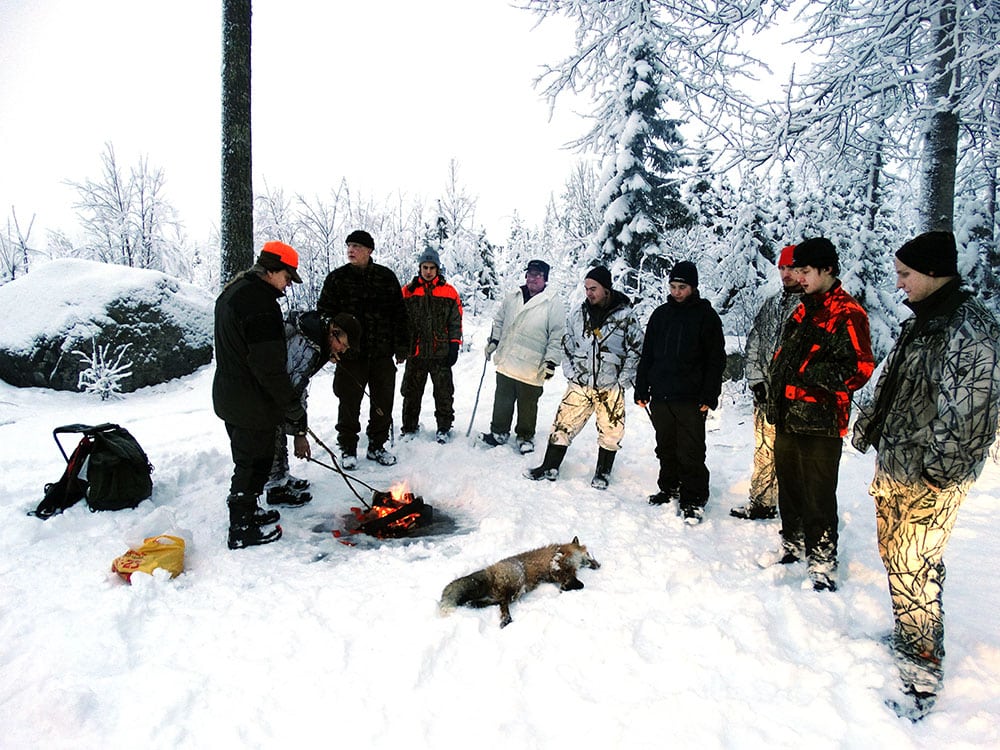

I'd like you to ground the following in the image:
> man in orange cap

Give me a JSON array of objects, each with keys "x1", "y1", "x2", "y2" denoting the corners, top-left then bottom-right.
[
  {"x1": 213, "y1": 241, "x2": 305, "y2": 549},
  {"x1": 731, "y1": 244, "x2": 802, "y2": 520}
]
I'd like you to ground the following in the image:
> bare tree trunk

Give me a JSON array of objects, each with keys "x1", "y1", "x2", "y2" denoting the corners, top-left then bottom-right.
[
  {"x1": 221, "y1": 0, "x2": 253, "y2": 285},
  {"x1": 920, "y1": 2, "x2": 959, "y2": 232}
]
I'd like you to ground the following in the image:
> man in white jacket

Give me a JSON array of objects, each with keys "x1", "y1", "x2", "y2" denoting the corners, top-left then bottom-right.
[{"x1": 481, "y1": 259, "x2": 565, "y2": 454}]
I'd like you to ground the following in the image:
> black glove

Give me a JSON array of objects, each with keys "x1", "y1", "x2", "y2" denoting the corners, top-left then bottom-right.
[
  {"x1": 751, "y1": 383, "x2": 767, "y2": 406},
  {"x1": 446, "y1": 342, "x2": 459, "y2": 367},
  {"x1": 544, "y1": 361, "x2": 556, "y2": 380}
]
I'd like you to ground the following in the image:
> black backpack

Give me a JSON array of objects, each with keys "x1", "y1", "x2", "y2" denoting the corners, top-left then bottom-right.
[{"x1": 30, "y1": 423, "x2": 154, "y2": 519}]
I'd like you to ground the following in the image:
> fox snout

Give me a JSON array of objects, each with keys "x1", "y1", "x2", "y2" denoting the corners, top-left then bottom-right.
[{"x1": 584, "y1": 555, "x2": 601, "y2": 570}]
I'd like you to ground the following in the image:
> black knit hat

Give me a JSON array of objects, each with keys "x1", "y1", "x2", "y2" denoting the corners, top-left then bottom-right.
[
  {"x1": 345, "y1": 230, "x2": 375, "y2": 250},
  {"x1": 669, "y1": 260, "x2": 699, "y2": 287},
  {"x1": 792, "y1": 237, "x2": 838, "y2": 270},
  {"x1": 895, "y1": 231, "x2": 958, "y2": 277},
  {"x1": 585, "y1": 265, "x2": 613, "y2": 291},
  {"x1": 331, "y1": 313, "x2": 361, "y2": 348}
]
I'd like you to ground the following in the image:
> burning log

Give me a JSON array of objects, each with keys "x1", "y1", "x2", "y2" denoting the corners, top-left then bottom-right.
[{"x1": 334, "y1": 484, "x2": 434, "y2": 541}]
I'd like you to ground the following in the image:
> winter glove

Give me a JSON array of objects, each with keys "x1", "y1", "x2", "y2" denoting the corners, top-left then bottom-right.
[
  {"x1": 484, "y1": 339, "x2": 498, "y2": 360},
  {"x1": 446, "y1": 342, "x2": 460, "y2": 367},
  {"x1": 750, "y1": 383, "x2": 767, "y2": 407},
  {"x1": 544, "y1": 361, "x2": 556, "y2": 380}
]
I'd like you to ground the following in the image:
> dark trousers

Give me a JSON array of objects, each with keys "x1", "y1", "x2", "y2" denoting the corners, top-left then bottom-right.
[
  {"x1": 400, "y1": 357, "x2": 455, "y2": 432},
  {"x1": 774, "y1": 430, "x2": 842, "y2": 565},
  {"x1": 490, "y1": 371, "x2": 543, "y2": 441},
  {"x1": 649, "y1": 400, "x2": 709, "y2": 506},
  {"x1": 225, "y1": 423, "x2": 275, "y2": 497},
  {"x1": 333, "y1": 356, "x2": 397, "y2": 453}
]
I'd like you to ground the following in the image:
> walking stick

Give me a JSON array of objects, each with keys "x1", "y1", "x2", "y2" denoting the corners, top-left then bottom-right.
[{"x1": 466, "y1": 357, "x2": 489, "y2": 437}]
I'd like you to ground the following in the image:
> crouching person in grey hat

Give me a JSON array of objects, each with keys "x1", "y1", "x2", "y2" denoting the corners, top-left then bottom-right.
[
  {"x1": 853, "y1": 230, "x2": 1000, "y2": 719},
  {"x1": 264, "y1": 311, "x2": 361, "y2": 508},
  {"x1": 526, "y1": 265, "x2": 643, "y2": 489},
  {"x1": 635, "y1": 261, "x2": 726, "y2": 524},
  {"x1": 213, "y1": 241, "x2": 305, "y2": 549}
]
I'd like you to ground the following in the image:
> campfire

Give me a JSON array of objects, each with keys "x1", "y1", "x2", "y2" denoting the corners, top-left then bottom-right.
[{"x1": 334, "y1": 483, "x2": 434, "y2": 542}]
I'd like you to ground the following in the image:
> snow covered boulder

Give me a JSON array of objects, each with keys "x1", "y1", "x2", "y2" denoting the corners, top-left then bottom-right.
[{"x1": 0, "y1": 258, "x2": 214, "y2": 393}]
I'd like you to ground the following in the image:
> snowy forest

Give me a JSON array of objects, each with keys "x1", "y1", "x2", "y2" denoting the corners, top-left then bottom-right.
[{"x1": 2, "y1": 0, "x2": 999, "y2": 364}]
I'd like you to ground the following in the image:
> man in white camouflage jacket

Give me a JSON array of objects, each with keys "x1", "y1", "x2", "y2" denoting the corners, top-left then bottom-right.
[
  {"x1": 525, "y1": 266, "x2": 643, "y2": 490},
  {"x1": 853, "y1": 230, "x2": 1000, "y2": 719},
  {"x1": 731, "y1": 244, "x2": 802, "y2": 520}
]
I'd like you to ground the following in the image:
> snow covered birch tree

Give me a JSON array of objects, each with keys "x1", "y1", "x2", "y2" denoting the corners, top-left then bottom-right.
[
  {"x1": 750, "y1": 0, "x2": 1000, "y2": 234},
  {"x1": 68, "y1": 144, "x2": 181, "y2": 272}
]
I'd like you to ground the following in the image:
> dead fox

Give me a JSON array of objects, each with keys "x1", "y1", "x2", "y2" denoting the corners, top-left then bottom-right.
[{"x1": 439, "y1": 536, "x2": 600, "y2": 628}]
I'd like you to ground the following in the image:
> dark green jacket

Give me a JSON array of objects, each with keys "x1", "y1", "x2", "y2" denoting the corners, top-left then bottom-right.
[{"x1": 317, "y1": 261, "x2": 409, "y2": 361}]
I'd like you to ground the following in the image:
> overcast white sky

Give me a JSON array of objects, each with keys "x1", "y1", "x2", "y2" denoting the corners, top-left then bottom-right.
[{"x1": 0, "y1": 0, "x2": 588, "y2": 245}]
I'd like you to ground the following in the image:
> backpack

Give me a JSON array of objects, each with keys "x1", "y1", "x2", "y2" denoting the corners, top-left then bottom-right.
[{"x1": 30, "y1": 423, "x2": 154, "y2": 519}]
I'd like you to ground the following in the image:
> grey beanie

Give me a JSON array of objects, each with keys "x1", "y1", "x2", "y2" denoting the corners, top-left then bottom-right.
[{"x1": 418, "y1": 247, "x2": 441, "y2": 269}]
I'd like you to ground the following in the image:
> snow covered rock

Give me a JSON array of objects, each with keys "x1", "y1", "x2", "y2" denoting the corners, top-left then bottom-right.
[{"x1": 0, "y1": 258, "x2": 213, "y2": 392}]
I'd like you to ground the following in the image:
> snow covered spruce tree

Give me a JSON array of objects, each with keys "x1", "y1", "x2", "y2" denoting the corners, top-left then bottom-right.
[
  {"x1": 525, "y1": 0, "x2": 788, "y2": 294},
  {"x1": 588, "y1": 31, "x2": 692, "y2": 286}
]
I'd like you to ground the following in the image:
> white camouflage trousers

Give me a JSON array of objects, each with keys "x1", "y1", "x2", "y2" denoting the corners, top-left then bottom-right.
[
  {"x1": 872, "y1": 471, "x2": 969, "y2": 691},
  {"x1": 749, "y1": 405, "x2": 778, "y2": 510},
  {"x1": 549, "y1": 383, "x2": 626, "y2": 452}
]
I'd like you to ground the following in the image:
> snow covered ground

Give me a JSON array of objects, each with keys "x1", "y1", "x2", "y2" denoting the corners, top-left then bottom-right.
[{"x1": 1, "y1": 315, "x2": 998, "y2": 748}]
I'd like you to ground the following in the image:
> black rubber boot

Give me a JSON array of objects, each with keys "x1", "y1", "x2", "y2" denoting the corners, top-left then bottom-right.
[
  {"x1": 227, "y1": 493, "x2": 282, "y2": 550},
  {"x1": 523, "y1": 443, "x2": 568, "y2": 481},
  {"x1": 590, "y1": 448, "x2": 617, "y2": 490}
]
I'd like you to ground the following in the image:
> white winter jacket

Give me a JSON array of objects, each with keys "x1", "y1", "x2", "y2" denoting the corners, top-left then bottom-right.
[{"x1": 490, "y1": 286, "x2": 565, "y2": 386}]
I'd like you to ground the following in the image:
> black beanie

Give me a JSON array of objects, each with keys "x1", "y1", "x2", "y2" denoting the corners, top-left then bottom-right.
[
  {"x1": 792, "y1": 237, "x2": 838, "y2": 270},
  {"x1": 669, "y1": 260, "x2": 699, "y2": 287},
  {"x1": 331, "y1": 313, "x2": 361, "y2": 348},
  {"x1": 895, "y1": 231, "x2": 958, "y2": 277},
  {"x1": 585, "y1": 265, "x2": 613, "y2": 291},
  {"x1": 346, "y1": 230, "x2": 375, "y2": 250}
]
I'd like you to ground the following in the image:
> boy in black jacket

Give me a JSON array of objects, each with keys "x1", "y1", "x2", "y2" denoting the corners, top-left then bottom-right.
[{"x1": 634, "y1": 261, "x2": 726, "y2": 524}]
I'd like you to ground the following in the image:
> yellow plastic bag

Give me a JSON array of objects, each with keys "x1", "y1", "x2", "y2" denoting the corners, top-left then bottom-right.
[{"x1": 112, "y1": 534, "x2": 185, "y2": 582}]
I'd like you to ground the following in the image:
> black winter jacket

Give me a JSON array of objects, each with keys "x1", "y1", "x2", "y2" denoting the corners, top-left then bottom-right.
[
  {"x1": 317, "y1": 262, "x2": 409, "y2": 361},
  {"x1": 213, "y1": 271, "x2": 302, "y2": 431},
  {"x1": 634, "y1": 293, "x2": 726, "y2": 409}
]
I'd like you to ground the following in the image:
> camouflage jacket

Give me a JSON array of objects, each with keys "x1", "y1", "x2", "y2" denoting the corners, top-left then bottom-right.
[
  {"x1": 745, "y1": 289, "x2": 801, "y2": 388},
  {"x1": 280, "y1": 311, "x2": 331, "y2": 434},
  {"x1": 317, "y1": 261, "x2": 409, "y2": 361},
  {"x1": 562, "y1": 290, "x2": 644, "y2": 391},
  {"x1": 767, "y1": 280, "x2": 874, "y2": 438},
  {"x1": 401, "y1": 274, "x2": 463, "y2": 359},
  {"x1": 853, "y1": 279, "x2": 1000, "y2": 488}
]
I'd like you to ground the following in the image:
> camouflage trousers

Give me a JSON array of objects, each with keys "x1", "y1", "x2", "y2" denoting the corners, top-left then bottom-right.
[
  {"x1": 267, "y1": 426, "x2": 291, "y2": 488},
  {"x1": 548, "y1": 383, "x2": 625, "y2": 451},
  {"x1": 872, "y1": 471, "x2": 969, "y2": 692},
  {"x1": 748, "y1": 405, "x2": 778, "y2": 510},
  {"x1": 400, "y1": 357, "x2": 455, "y2": 433}
]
